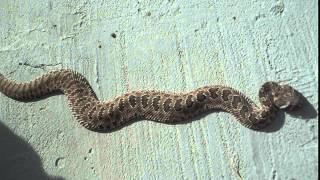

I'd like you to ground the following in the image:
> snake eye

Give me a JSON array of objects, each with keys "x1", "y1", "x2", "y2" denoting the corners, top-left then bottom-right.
[{"x1": 97, "y1": 125, "x2": 104, "y2": 130}]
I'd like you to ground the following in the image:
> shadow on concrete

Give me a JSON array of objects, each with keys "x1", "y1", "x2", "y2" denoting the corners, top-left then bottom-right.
[
  {"x1": 0, "y1": 121, "x2": 64, "y2": 180},
  {"x1": 261, "y1": 91, "x2": 318, "y2": 133},
  {"x1": 285, "y1": 93, "x2": 318, "y2": 120}
]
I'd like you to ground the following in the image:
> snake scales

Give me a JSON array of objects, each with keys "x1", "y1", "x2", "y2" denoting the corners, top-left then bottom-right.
[{"x1": 0, "y1": 69, "x2": 301, "y2": 131}]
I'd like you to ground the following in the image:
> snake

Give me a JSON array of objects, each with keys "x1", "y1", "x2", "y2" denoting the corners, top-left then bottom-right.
[{"x1": 0, "y1": 69, "x2": 301, "y2": 132}]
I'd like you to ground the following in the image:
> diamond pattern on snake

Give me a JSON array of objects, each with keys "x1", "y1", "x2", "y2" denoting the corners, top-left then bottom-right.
[{"x1": 0, "y1": 69, "x2": 301, "y2": 132}]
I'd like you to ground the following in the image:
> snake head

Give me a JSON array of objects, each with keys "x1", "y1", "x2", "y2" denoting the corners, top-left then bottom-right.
[
  {"x1": 272, "y1": 84, "x2": 301, "y2": 111},
  {"x1": 260, "y1": 82, "x2": 302, "y2": 111}
]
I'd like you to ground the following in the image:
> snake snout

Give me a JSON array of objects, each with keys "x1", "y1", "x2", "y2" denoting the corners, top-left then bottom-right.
[{"x1": 273, "y1": 84, "x2": 301, "y2": 110}]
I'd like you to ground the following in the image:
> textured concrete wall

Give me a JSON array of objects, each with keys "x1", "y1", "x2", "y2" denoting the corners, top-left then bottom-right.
[{"x1": 0, "y1": 0, "x2": 318, "y2": 179}]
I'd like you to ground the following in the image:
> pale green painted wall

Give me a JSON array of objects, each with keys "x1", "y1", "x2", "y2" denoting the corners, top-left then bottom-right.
[{"x1": 0, "y1": 0, "x2": 318, "y2": 179}]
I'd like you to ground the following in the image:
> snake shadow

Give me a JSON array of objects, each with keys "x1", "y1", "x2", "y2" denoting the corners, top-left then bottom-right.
[
  {"x1": 97, "y1": 91, "x2": 317, "y2": 133},
  {"x1": 261, "y1": 91, "x2": 318, "y2": 132},
  {"x1": 0, "y1": 121, "x2": 64, "y2": 180}
]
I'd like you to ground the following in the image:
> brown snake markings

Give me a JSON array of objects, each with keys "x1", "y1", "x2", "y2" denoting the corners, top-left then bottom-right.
[{"x1": 0, "y1": 69, "x2": 301, "y2": 132}]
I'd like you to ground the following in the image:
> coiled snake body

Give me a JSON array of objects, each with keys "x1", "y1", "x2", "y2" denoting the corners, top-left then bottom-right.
[{"x1": 0, "y1": 69, "x2": 301, "y2": 131}]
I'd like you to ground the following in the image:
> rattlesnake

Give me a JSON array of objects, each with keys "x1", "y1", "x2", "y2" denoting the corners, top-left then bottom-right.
[{"x1": 0, "y1": 69, "x2": 301, "y2": 131}]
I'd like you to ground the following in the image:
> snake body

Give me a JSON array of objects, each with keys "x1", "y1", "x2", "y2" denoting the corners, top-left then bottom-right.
[{"x1": 0, "y1": 69, "x2": 301, "y2": 131}]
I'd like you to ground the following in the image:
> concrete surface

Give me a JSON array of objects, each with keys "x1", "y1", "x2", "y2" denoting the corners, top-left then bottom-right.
[{"x1": 0, "y1": 0, "x2": 318, "y2": 179}]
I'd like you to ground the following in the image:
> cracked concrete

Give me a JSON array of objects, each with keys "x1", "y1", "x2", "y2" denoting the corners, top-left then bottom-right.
[{"x1": 18, "y1": 62, "x2": 62, "y2": 69}]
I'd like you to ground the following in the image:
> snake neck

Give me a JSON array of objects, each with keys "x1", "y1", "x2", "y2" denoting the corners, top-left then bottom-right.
[{"x1": 248, "y1": 82, "x2": 282, "y2": 129}]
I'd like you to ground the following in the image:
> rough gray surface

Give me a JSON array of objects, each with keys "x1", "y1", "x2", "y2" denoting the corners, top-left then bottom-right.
[{"x1": 0, "y1": 0, "x2": 318, "y2": 179}]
